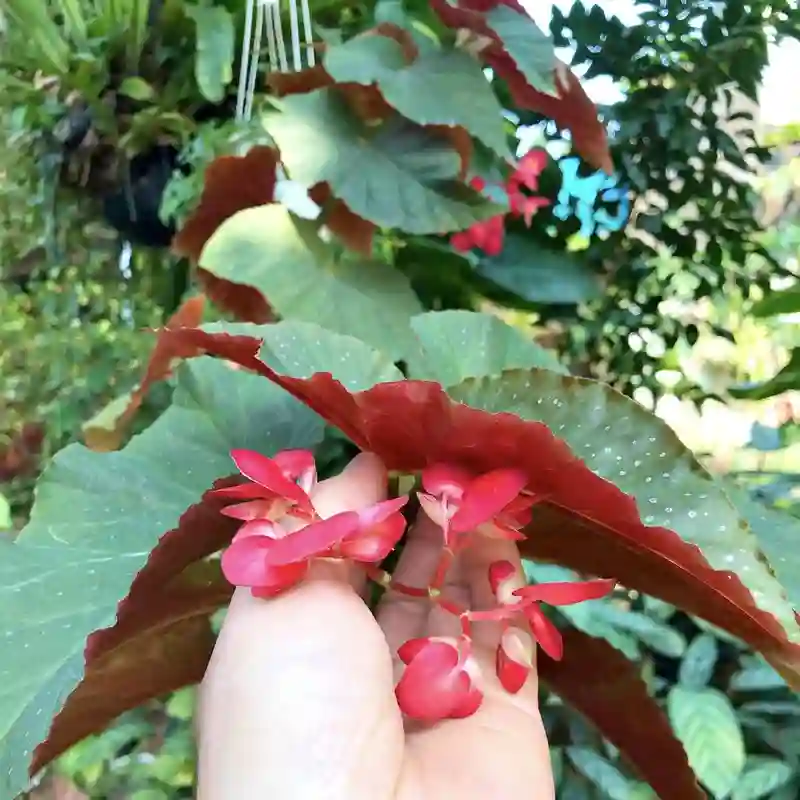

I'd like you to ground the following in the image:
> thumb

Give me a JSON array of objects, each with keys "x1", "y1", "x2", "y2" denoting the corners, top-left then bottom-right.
[{"x1": 198, "y1": 453, "x2": 405, "y2": 800}]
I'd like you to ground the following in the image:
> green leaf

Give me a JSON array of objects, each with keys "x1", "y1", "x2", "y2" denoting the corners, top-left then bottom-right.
[
  {"x1": 447, "y1": 371, "x2": 800, "y2": 648},
  {"x1": 484, "y1": 5, "x2": 557, "y2": 95},
  {"x1": 263, "y1": 89, "x2": 504, "y2": 233},
  {"x1": 185, "y1": 5, "x2": 235, "y2": 103},
  {"x1": 199, "y1": 205, "x2": 423, "y2": 359},
  {"x1": 0, "y1": 493, "x2": 11, "y2": 531},
  {"x1": 667, "y1": 686, "x2": 745, "y2": 798},
  {"x1": 117, "y1": 77, "x2": 155, "y2": 102},
  {"x1": 724, "y1": 485, "x2": 800, "y2": 608},
  {"x1": 751, "y1": 284, "x2": 800, "y2": 318},
  {"x1": 477, "y1": 234, "x2": 602, "y2": 304},
  {"x1": 0, "y1": 357, "x2": 323, "y2": 799},
  {"x1": 566, "y1": 747, "x2": 633, "y2": 800},
  {"x1": 728, "y1": 350, "x2": 800, "y2": 400},
  {"x1": 592, "y1": 604, "x2": 688, "y2": 658},
  {"x1": 407, "y1": 310, "x2": 566, "y2": 385},
  {"x1": 730, "y1": 657, "x2": 787, "y2": 692},
  {"x1": 679, "y1": 634, "x2": 719, "y2": 689},
  {"x1": 731, "y1": 757, "x2": 793, "y2": 800},
  {"x1": 323, "y1": 35, "x2": 511, "y2": 160}
]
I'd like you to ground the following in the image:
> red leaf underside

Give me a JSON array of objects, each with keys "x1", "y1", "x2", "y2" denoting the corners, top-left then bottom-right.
[{"x1": 133, "y1": 327, "x2": 800, "y2": 683}]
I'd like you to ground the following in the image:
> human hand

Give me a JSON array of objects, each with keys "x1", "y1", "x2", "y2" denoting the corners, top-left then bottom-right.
[{"x1": 197, "y1": 452, "x2": 555, "y2": 800}]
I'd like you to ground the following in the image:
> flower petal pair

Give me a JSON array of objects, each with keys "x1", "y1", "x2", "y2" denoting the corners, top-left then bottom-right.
[{"x1": 395, "y1": 636, "x2": 483, "y2": 722}]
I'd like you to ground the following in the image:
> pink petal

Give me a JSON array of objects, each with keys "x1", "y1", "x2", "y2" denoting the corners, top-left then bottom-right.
[
  {"x1": 249, "y1": 561, "x2": 309, "y2": 597},
  {"x1": 514, "y1": 578, "x2": 616, "y2": 606},
  {"x1": 221, "y1": 536, "x2": 273, "y2": 586},
  {"x1": 525, "y1": 604, "x2": 564, "y2": 660},
  {"x1": 232, "y1": 519, "x2": 281, "y2": 542},
  {"x1": 264, "y1": 511, "x2": 360, "y2": 566},
  {"x1": 220, "y1": 499, "x2": 281, "y2": 521},
  {"x1": 449, "y1": 468, "x2": 528, "y2": 533},
  {"x1": 448, "y1": 671, "x2": 484, "y2": 717},
  {"x1": 210, "y1": 483, "x2": 270, "y2": 500},
  {"x1": 496, "y1": 628, "x2": 534, "y2": 693},
  {"x1": 357, "y1": 495, "x2": 408, "y2": 526},
  {"x1": 395, "y1": 639, "x2": 475, "y2": 722},
  {"x1": 230, "y1": 449, "x2": 312, "y2": 510},
  {"x1": 272, "y1": 448, "x2": 315, "y2": 476},
  {"x1": 341, "y1": 512, "x2": 406, "y2": 563},
  {"x1": 417, "y1": 492, "x2": 448, "y2": 529},
  {"x1": 421, "y1": 464, "x2": 472, "y2": 499}
]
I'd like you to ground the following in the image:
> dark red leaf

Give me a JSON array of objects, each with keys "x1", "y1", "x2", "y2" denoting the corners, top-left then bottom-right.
[{"x1": 539, "y1": 628, "x2": 705, "y2": 800}]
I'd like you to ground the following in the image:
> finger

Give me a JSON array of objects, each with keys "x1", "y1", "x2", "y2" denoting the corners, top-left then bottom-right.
[
  {"x1": 376, "y1": 514, "x2": 443, "y2": 658},
  {"x1": 198, "y1": 453, "x2": 404, "y2": 800}
]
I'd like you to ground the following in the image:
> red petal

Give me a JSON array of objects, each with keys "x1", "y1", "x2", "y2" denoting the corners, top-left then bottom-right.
[
  {"x1": 265, "y1": 511, "x2": 361, "y2": 566},
  {"x1": 488, "y1": 559, "x2": 519, "y2": 603},
  {"x1": 249, "y1": 561, "x2": 309, "y2": 597},
  {"x1": 209, "y1": 483, "x2": 271, "y2": 500},
  {"x1": 525, "y1": 604, "x2": 564, "y2": 660},
  {"x1": 232, "y1": 519, "x2": 280, "y2": 542},
  {"x1": 398, "y1": 636, "x2": 439, "y2": 665},
  {"x1": 272, "y1": 448, "x2": 316, "y2": 477},
  {"x1": 514, "y1": 578, "x2": 616, "y2": 606},
  {"x1": 423, "y1": 464, "x2": 473, "y2": 498},
  {"x1": 230, "y1": 449, "x2": 312, "y2": 510},
  {"x1": 448, "y1": 671, "x2": 484, "y2": 717},
  {"x1": 221, "y1": 536, "x2": 273, "y2": 586},
  {"x1": 496, "y1": 628, "x2": 534, "y2": 693},
  {"x1": 341, "y1": 512, "x2": 406, "y2": 562},
  {"x1": 220, "y1": 499, "x2": 281, "y2": 521},
  {"x1": 450, "y1": 468, "x2": 528, "y2": 533}
]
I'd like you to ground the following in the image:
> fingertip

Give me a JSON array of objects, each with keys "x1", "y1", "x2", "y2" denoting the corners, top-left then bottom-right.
[{"x1": 311, "y1": 451, "x2": 388, "y2": 519}]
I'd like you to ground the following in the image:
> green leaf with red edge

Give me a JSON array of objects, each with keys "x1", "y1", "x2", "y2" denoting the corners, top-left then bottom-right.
[
  {"x1": 539, "y1": 627, "x2": 705, "y2": 800},
  {"x1": 0, "y1": 357, "x2": 323, "y2": 799},
  {"x1": 152, "y1": 321, "x2": 800, "y2": 684},
  {"x1": 263, "y1": 88, "x2": 505, "y2": 233},
  {"x1": 427, "y1": 0, "x2": 611, "y2": 172},
  {"x1": 322, "y1": 26, "x2": 512, "y2": 160}
]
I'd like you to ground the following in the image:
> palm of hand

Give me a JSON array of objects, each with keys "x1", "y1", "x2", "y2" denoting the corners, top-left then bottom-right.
[{"x1": 198, "y1": 457, "x2": 554, "y2": 800}]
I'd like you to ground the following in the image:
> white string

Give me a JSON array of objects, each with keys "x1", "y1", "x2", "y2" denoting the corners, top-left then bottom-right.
[
  {"x1": 235, "y1": 0, "x2": 255, "y2": 121},
  {"x1": 300, "y1": 0, "x2": 315, "y2": 67}
]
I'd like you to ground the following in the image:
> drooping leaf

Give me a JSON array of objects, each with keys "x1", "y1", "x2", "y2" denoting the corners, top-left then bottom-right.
[
  {"x1": 678, "y1": 634, "x2": 719, "y2": 689},
  {"x1": 263, "y1": 89, "x2": 504, "y2": 233},
  {"x1": 540, "y1": 628, "x2": 703, "y2": 800},
  {"x1": 590, "y1": 604, "x2": 687, "y2": 658},
  {"x1": 483, "y1": 5, "x2": 556, "y2": 95},
  {"x1": 185, "y1": 5, "x2": 235, "y2": 103},
  {"x1": 0, "y1": 358, "x2": 323, "y2": 797},
  {"x1": 82, "y1": 295, "x2": 207, "y2": 452},
  {"x1": 148, "y1": 322, "x2": 800, "y2": 683},
  {"x1": 199, "y1": 205, "x2": 423, "y2": 359},
  {"x1": 407, "y1": 309, "x2": 566, "y2": 384},
  {"x1": 730, "y1": 657, "x2": 787, "y2": 692},
  {"x1": 667, "y1": 686, "x2": 746, "y2": 798},
  {"x1": 477, "y1": 234, "x2": 602, "y2": 305},
  {"x1": 323, "y1": 26, "x2": 512, "y2": 160},
  {"x1": 750, "y1": 284, "x2": 800, "y2": 318},
  {"x1": 728, "y1": 349, "x2": 800, "y2": 401},
  {"x1": 731, "y1": 757, "x2": 793, "y2": 800}
]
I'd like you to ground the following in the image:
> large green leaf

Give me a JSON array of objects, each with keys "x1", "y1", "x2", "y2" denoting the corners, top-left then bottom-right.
[
  {"x1": 263, "y1": 89, "x2": 504, "y2": 233},
  {"x1": 0, "y1": 357, "x2": 322, "y2": 798},
  {"x1": 323, "y1": 33, "x2": 511, "y2": 160},
  {"x1": 447, "y1": 370, "x2": 800, "y2": 652},
  {"x1": 199, "y1": 205, "x2": 423, "y2": 359},
  {"x1": 185, "y1": 5, "x2": 235, "y2": 103},
  {"x1": 484, "y1": 5, "x2": 557, "y2": 95},
  {"x1": 407, "y1": 309, "x2": 566, "y2": 384},
  {"x1": 477, "y1": 234, "x2": 602, "y2": 304},
  {"x1": 667, "y1": 686, "x2": 745, "y2": 798}
]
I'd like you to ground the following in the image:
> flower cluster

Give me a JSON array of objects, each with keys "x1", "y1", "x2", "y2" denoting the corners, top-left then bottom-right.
[
  {"x1": 450, "y1": 148, "x2": 551, "y2": 257},
  {"x1": 217, "y1": 449, "x2": 615, "y2": 722}
]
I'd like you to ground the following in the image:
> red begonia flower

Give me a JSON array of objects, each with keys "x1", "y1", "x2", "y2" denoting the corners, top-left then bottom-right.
[
  {"x1": 487, "y1": 560, "x2": 615, "y2": 669},
  {"x1": 450, "y1": 214, "x2": 505, "y2": 256},
  {"x1": 395, "y1": 636, "x2": 483, "y2": 722},
  {"x1": 417, "y1": 464, "x2": 533, "y2": 547}
]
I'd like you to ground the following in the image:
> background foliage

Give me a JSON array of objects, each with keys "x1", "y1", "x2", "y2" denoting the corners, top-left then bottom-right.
[{"x1": 1, "y1": 0, "x2": 799, "y2": 798}]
